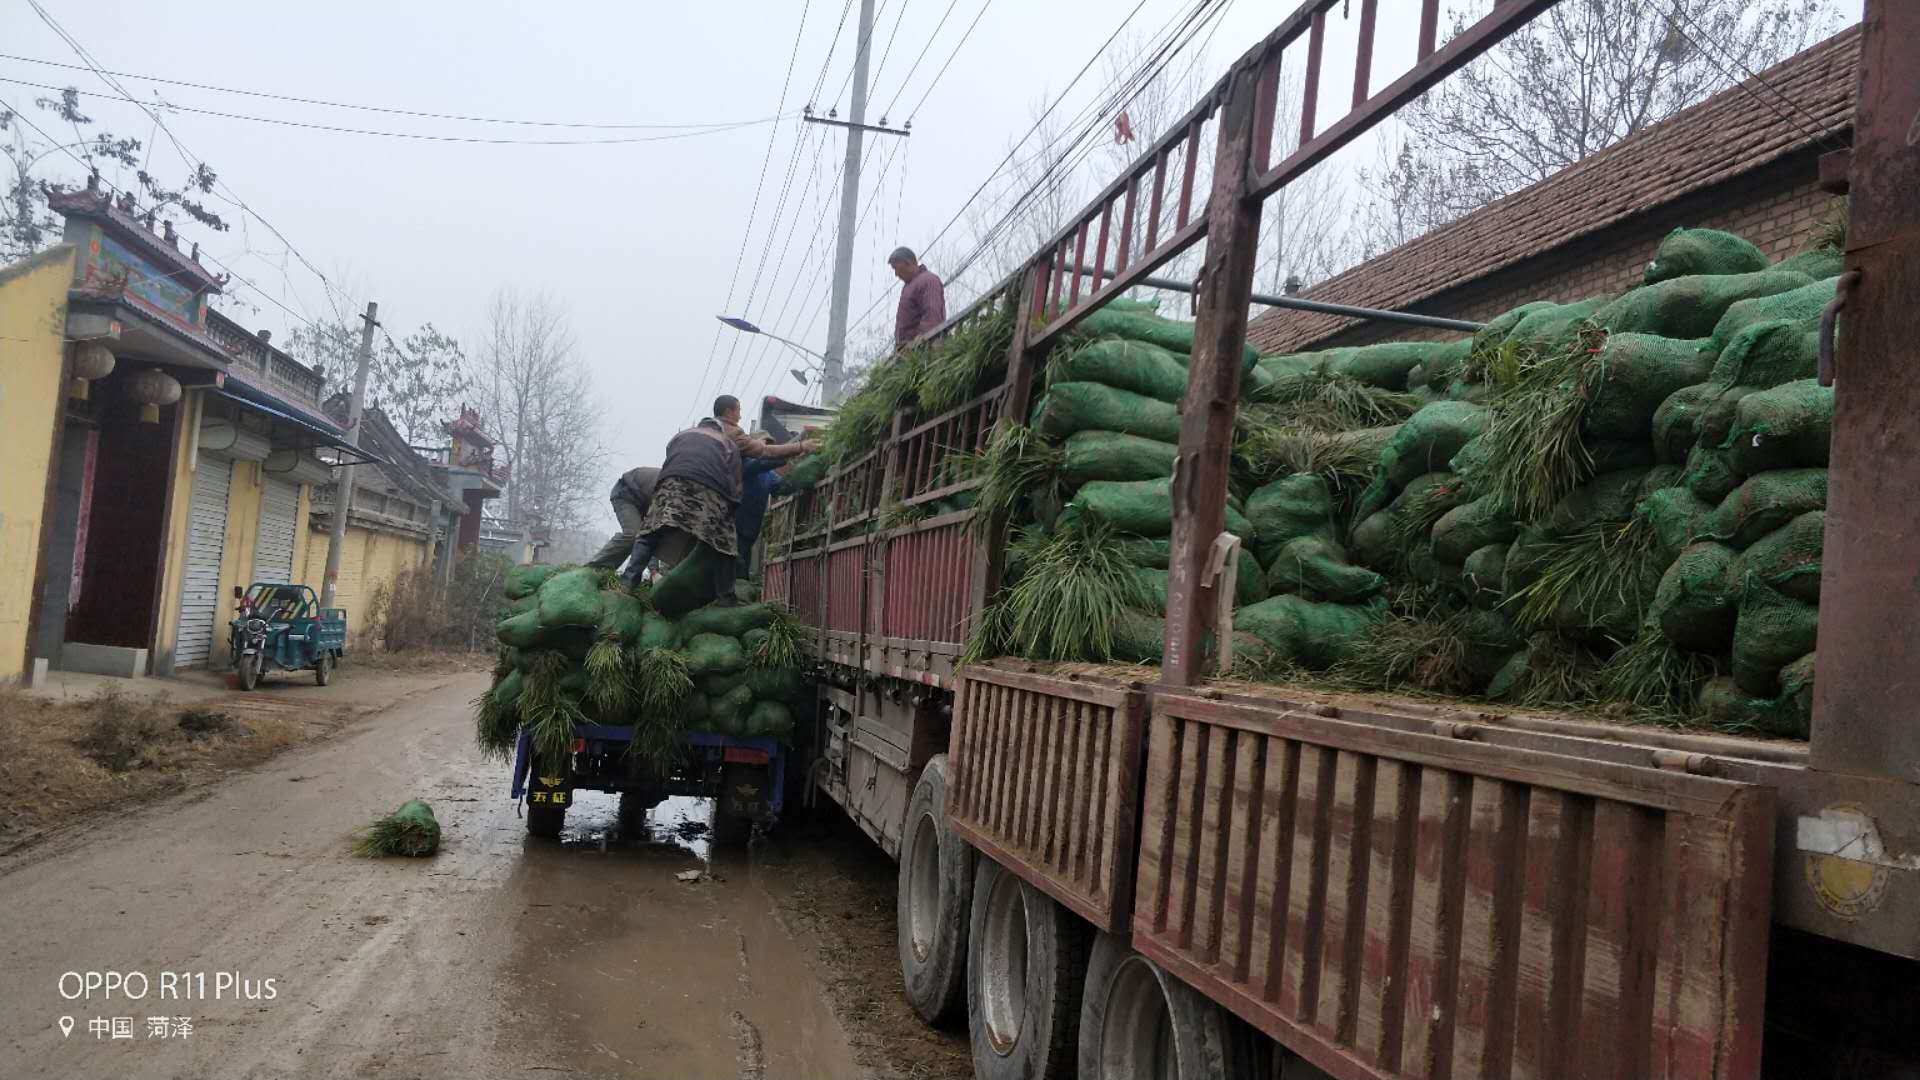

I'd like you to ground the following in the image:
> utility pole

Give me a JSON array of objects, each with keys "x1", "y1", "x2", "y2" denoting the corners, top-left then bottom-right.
[
  {"x1": 821, "y1": 0, "x2": 877, "y2": 407},
  {"x1": 321, "y1": 301, "x2": 378, "y2": 610}
]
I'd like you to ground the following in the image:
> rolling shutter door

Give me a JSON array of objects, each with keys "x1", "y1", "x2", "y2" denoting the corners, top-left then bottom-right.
[
  {"x1": 255, "y1": 477, "x2": 299, "y2": 584},
  {"x1": 176, "y1": 456, "x2": 232, "y2": 668}
]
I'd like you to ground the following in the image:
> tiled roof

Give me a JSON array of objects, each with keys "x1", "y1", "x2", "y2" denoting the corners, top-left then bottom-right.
[{"x1": 1248, "y1": 26, "x2": 1860, "y2": 355}]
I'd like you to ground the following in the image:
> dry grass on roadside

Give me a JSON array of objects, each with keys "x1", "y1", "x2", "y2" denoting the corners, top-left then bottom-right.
[
  {"x1": 0, "y1": 687, "x2": 306, "y2": 842},
  {"x1": 340, "y1": 648, "x2": 492, "y2": 675}
]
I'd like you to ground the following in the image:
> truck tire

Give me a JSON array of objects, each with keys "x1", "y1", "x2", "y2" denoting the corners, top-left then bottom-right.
[
  {"x1": 967, "y1": 857, "x2": 1087, "y2": 1080},
  {"x1": 898, "y1": 754, "x2": 973, "y2": 1028},
  {"x1": 1077, "y1": 932, "x2": 1258, "y2": 1080}
]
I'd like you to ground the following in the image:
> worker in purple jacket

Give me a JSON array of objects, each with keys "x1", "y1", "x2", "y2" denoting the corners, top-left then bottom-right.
[{"x1": 890, "y1": 246, "x2": 947, "y2": 349}]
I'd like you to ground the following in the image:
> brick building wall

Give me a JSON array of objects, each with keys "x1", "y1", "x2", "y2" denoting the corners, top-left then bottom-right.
[{"x1": 1268, "y1": 149, "x2": 1842, "y2": 353}]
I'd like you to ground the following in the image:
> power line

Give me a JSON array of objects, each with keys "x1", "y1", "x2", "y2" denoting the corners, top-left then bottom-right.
[
  {"x1": 0, "y1": 76, "x2": 788, "y2": 145},
  {"x1": 805, "y1": 0, "x2": 861, "y2": 107},
  {"x1": 902, "y1": 0, "x2": 997, "y2": 121},
  {"x1": 827, "y1": 0, "x2": 896, "y2": 114},
  {"x1": 866, "y1": 0, "x2": 915, "y2": 108},
  {"x1": 1654, "y1": 7, "x2": 1846, "y2": 153},
  {"x1": 877, "y1": 0, "x2": 963, "y2": 120},
  {"x1": 0, "y1": 51, "x2": 802, "y2": 130}
]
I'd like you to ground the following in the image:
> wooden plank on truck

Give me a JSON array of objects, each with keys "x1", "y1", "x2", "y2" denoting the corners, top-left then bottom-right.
[
  {"x1": 946, "y1": 664, "x2": 1146, "y2": 934},
  {"x1": 1132, "y1": 691, "x2": 1774, "y2": 1080}
]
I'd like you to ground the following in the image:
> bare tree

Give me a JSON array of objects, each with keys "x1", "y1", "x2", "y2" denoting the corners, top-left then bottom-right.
[
  {"x1": 285, "y1": 295, "x2": 469, "y2": 446},
  {"x1": 953, "y1": 100, "x2": 1085, "y2": 302},
  {"x1": 1369, "y1": 0, "x2": 1839, "y2": 236},
  {"x1": 471, "y1": 289, "x2": 605, "y2": 536}
]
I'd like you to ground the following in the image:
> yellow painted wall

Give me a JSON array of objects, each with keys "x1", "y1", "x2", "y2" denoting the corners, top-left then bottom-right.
[
  {"x1": 298, "y1": 524, "x2": 429, "y2": 645},
  {"x1": 0, "y1": 246, "x2": 77, "y2": 680},
  {"x1": 208, "y1": 459, "x2": 264, "y2": 666},
  {"x1": 149, "y1": 392, "x2": 202, "y2": 675}
]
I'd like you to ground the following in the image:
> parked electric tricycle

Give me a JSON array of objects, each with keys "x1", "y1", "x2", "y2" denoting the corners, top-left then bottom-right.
[{"x1": 227, "y1": 583, "x2": 347, "y2": 690}]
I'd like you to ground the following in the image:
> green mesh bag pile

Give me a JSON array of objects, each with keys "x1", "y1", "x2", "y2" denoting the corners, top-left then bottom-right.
[{"x1": 473, "y1": 564, "x2": 812, "y2": 766}]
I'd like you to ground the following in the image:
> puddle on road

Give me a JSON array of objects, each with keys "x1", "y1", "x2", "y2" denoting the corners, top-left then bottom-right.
[{"x1": 555, "y1": 792, "x2": 714, "y2": 860}]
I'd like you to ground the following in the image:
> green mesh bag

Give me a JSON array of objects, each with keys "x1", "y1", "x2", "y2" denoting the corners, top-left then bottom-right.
[
  {"x1": 1246, "y1": 474, "x2": 1334, "y2": 565},
  {"x1": 638, "y1": 612, "x2": 680, "y2": 651},
  {"x1": 652, "y1": 545, "x2": 727, "y2": 618},
  {"x1": 504, "y1": 563, "x2": 561, "y2": 601},
  {"x1": 1233, "y1": 594, "x2": 1383, "y2": 669},
  {"x1": 1732, "y1": 580, "x2": 1818, "y2": 696},
  {"x1": 1258, "y1": 351, "x2": 1335, "y2": 381},
  {"x1": 1062, "y1": 431, "x2": 1177, "y2": 490},
  {"x1": 1129, "y1": 548, "x2": 1265, "y2": 613},
  {"x1": 1120, "y1": 537, "x2": 1172, "y2": 568},
  {"x1": 1707, "y1": 276, "x2": 1838, "y2": 356},
  {"x1": 1643, "y1": 228, "x2": 1770, "y2": 285},
  {"x1": 1430, "y1": 493, "x2": 1519, "y2": 564},
  {"x1": 681, "y1": 602, "x2": 778, "y2": 639},
  {"x1": 1033, "y1": 381, "x2": 1182, "y2": 443},
  {"x1": 1348, "y1": 510, "x2": 1395, "y2": 571},
  {"x1": 1641, "y1": 486, "x2": 1713, "y2": 561},
  {"x1": 599, "y1": 590, "x2": 649, "y2": 644},
  {"x1": 741, "y1": 627, "x2": 770, "y2": 655},
  {"x1": 706, "y1": 684, "x2": 755, "y2": 735},
  {"x1": 1694, "y1": 386, "x2": 1755, "y2": 450},
  {"x1": 1448, "y1": 435, "x2": 1494, "y2": 495},
  {"x1": 1724, "y1": 380, "x2": 1834, "y2": 475},
  {"x1": 1055, "y1": 339, "x2": 1190, "y2": 403},
  {"x1": 1597, "y1": 270, "x2": 1812, "y2": 340},
  {"x1": 1076, "y1": 308, "x2": 1259, "y2": 371},
  {"x1": 1408, "y1": 339, "x2": 1473, "y2": 390},
  {"x1": 1683, "y1": 446, "x2": 1741, "y2": 504},
  {"x1": 1445, "y1": 380, "x2": 1492, "y2": 404},
  {"x1": 1377, "y1": 401, "x2": 1489, "y2": 490},
  {"x1": 1327, "y1": 342, "x2": 1430, "y2": 391},
  {"x1": 1651, "y1": 542, "x2": 1739, "y2": 653},
  {"x1": 1471, "y1": 301, "x2": 1557, "y2": 356},
  {"x1": 1652, "y1": 384, "x2": 1714, "y2": 464},
  {"x1": 685, "y1": 633, "x2": 747, "y2": 677},
  {"x1": 780, "y1": 453, "x2": 831, "y2": 493},
  {"x1": 535, "y1": 567, "x2": 603, "y2": 629},
  {"x1": 492, "y1": 668, "x2": 525, "y2": 709},
  {"x1": 497, "y1": 608, "x2": 547, "y2": 649},
  {"x1": 743, "y1": 699, "x2": 795, "y2": 739},
  {"x1": 1506, "y1": 297, "x2": 1608, "y2": 351},
  {"x1": 1405, "y1": 540, "x2": 1465, "y2": 594},
  {"x1": 1541, "y1": 467, "x2": 1660, "y2": 537},
  {"x1": 1062, "y1": 477, "x2": 1255, "y2": 539},
  {"x1": 704, "y1": 671, "x2": 748, "y2": 698},
  {"x1": 1700, "y1": 674, "x2": 1811, "y2": 738},
  {"x1": 1771, "y1": 248, "x2": 1845, "y2": 280},
  {"x1": 1266, "y1": 536, "x2": 1386, "y2": 604},
  {"x1": 1709, "y1": 319, "x2": 1818, "y2": 391},
  {"x1": 1735, "y1": 510, "x2": 1824, "y2": 604},
  {"x1": 1582, "y1": 334, "x2": 1714, "y2": 442},
  {"x1": 741, "y1": 665, "x2": 804, "y2": 702},
  {"x1": 1462, "y1": 543, "x2": 1508, "y2": 610},
  {"x1": 1101, "y1": 297, "x2": 1161, "y2": 314},
  {"x1": 1703, "y1": 469, "x2": 1827, "y2": 548},
  {"x1": 501, "y1": 594, "x2": 538, "y2": 618}
]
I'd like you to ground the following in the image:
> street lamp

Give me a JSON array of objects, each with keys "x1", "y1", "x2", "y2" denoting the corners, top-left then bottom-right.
[{"x1": 715, "y1": 316, "x2": 830, "y2": 390}]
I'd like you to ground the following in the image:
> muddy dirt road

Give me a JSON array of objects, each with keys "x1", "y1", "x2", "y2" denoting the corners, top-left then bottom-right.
[{"x1": 0, "y1": 675, "x2": 948, "y2": 1080}]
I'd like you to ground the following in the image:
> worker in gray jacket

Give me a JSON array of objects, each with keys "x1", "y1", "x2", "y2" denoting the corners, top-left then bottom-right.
[{"x1": 586, "y1": 466, "x2": 660, "y2": 571}]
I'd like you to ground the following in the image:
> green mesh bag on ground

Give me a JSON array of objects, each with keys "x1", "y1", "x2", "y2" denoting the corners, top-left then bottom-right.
[
  {"x1": 536, "y1": 567, "x2": 603, "y2": 628},
  {"x1": 1266, "y1": 536, "x2": 1386, "y2": 603},
  {"x1": 497, "y1": 608, "x2": 547, "y2": 649},
  {"x1": 1583, "y1": 335, "x2": 1714, "y2": 442},
  {"x1": 1406, "y1": 541, "x2": 1466, "y2": 594},
  {"x1": 1735, "y1": 510, "x2": 1824, "y2": 604},
  {"x1": 1651, "y1": 542, "x2": 1739, "y2": 653},
  {"x1": 1641, "y1": 486, "x2": 1713, "y2": 561},
  {"x1": 780, "y1": 453, "x2": 831, "y2": 493},
  {"x1": 1541, "y1": 467, "x2": 1660, "y2": 537},
  {"x1": 1077, "y1": 308, "x2": 1259, "y2": 371},
  {"x1": 1597, "y1": 270, "x2": 1812, "y2": 340},
  {"x1": 1430, "y1": 493, "x2": 1519, "y2": 564},
  {"x1": 1643, "y1": 228, "x2": 1770, "y2": 285},
  {"x1": 1063, "y1": 431, "x2": 1177, "y2": 489},
  {"x1": 1062, "y1": 477, "x2": 1254, "y2": 539},
  {"x1": 638, "y1": 612, "x2": 680, "y2": 651},
  {"x1": 1033, "y1": 381, "x2": 1183, "y2": 443},
  {"x1": 681, "y1": 602, "x2": 778, "y2": 639},
  {"x1": 1349, "y1": 510, "x2": 1395, "y2": 570},
  {"x1": 599, "y1": 590, "x2": 649, "y2": 643},
  {"x1": 1701, "y1": 673, "x2": 1811, "y2": 738},
  {"x1": 1055, "y1": 339, "x2": 1190, "y2": 403},
  {"x1": 1328, "y1": 342, "x2": 1430, "y2": 391},
  {"x1": 744, "y1": 700, "x2": 795, "y2": 738},
  {"x1": 504, "y1": 563, "x2": 561, "y2": 601},
  {"x1": 1707, "y1": 276, "x2": 1838, "y2": 356},
  {"x1": 1246, "y1": 474, "x2": 1334, "y2": 564},
  {"x1": 1462, "y1": 543, "x2": 1508, "y2": 609},
  {"x1": 1506, "y1": 297, "x2": 1609, "y2": 351},
  {"x1": 1709, "y1": 319, "x2": 1818, "y2": 391},
  {"x1": 1724, "y1": 379, "x2": 1834, "y2": 475},
  {"x1": 1683, "y1": 446, "x2": 1741, "y2": 504},
  {"x1": 1772, "y1": 248, "x2": 1845, "y2": 280},
  {"x1": 685, "y1": 633, "x2": 747, "y2": 677},
  {"x1": 1653, "y1": 384, "x2": 1714, "y2": 464},
  {"x1": 1378, "y1": 401, "x2": 1489, "y2": 490},
  {"x1": 1234, "y1": 594, "x2": 1382, "y2": 669},
  {"x1": 1703, "y1": 469, "x2": 1827, "y2": 548},
  {"x1": 651, "y1": 545, "x2": 727, "y2": 618},
  {"x1": 1732, "y1": 580, "x2": 1818, "y2": 696}
]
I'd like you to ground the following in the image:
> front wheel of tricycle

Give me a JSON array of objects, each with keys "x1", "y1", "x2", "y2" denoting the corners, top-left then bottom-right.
[
  {"x1": 236, "y1": 652, "x2": 261, "y2": 692},
  {"x1": 314, "y1": 651, "x2": 333, "y2": 686}
]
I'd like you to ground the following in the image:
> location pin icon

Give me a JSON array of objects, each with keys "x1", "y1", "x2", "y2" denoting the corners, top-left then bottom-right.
[{"x1": 58, "y1": 1017, "x2": 75, "y2": 1038}]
